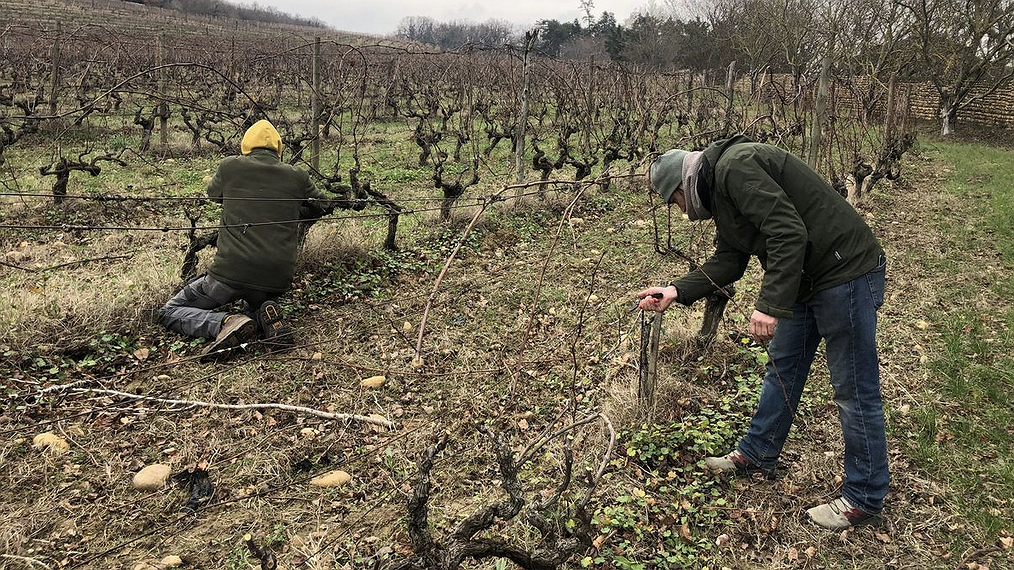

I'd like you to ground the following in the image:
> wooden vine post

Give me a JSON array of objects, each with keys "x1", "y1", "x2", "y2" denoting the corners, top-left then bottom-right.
[
  {"x1": 724, "y1": 60, "x2": 736, "y2": 134},
  {"x1": 513, "y1": 30, "x2": 537, "y2": 199},
  {"x1": 637, "y1": 311, "x2": 662, "y2": 415},
  {"x1": 49, "y1": 21, "x2": 61, "y2": 116},
  {"x1": 310, "y1": 36, "x2": 322, "y2": 172},
  {"x1": 807, "y1": 53, "x2": 831, "y2": 169},
  {"x1": 157, "y1": 33, "x2": 169, "y2": 152},
  {"x1": 884, "y1": 71, "x2": 898, "y2": 142}
]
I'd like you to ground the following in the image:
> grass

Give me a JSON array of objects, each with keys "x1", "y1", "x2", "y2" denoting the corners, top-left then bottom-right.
[{"x1": 901, "y1": 137, "x2": 1014, "y2": 554}]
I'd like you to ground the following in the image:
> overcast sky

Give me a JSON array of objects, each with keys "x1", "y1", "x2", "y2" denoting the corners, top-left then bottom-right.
[{"x1": 258, "y1": 0, "x2": 667, "y2": 36}]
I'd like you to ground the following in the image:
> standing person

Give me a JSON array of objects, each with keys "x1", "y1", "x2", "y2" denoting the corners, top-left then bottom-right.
[
  {"x1": 636, "y1": 136, "x2": 888, "y2": 529},
  {"x1": 158, "y1": 119, "x2": 334, "y2": 361}
]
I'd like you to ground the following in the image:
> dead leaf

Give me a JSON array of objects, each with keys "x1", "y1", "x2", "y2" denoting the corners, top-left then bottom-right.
[
  {"x1": 999, "y1": 536, "x2": 1013, "y2": 550},
  {"x1": 517, "y1": 419, "x2": 529, "y2": 430},
  {"x1": 915, "y1": 320, "x2": 930, "y2": 330},
  {"x1": 33, "y1": 432, "x2": 69, "y2": 455},
  {"x1": 133, "y1": 348, "x2": 149, "y2": 361},
  {"x1": 679, "y1": 523, "x2": 692, "y2": 542},
  {"x1": 592, "y1": 535, "x2": 607, "y2": 550},
  {"x1": 875, "y1": 531, "x2": 891, "y2": 543},
  {"x1": 715, "y1": 533, "x2": 730, "y2": 547}
]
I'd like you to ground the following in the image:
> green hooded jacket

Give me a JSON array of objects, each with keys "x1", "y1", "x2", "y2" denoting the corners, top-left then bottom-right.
[
  {"x1": 206, "y1": 139, "x2": 331, "y2": 293},
  {"x1": 671, "y1": 136, "x2": 884, "y2": 318}
]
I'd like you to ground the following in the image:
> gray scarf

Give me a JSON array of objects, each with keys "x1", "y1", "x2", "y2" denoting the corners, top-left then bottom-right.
[{"x1": 682, "y1": 151, "x2": 711, "y2": 221}]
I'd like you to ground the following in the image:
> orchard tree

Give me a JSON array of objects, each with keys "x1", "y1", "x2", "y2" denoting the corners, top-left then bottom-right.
[{"x1": 897, "y1": 0, "x2": 1014, "y2": 134}]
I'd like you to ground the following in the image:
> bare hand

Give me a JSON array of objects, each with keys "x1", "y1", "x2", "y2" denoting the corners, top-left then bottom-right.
[
  {"x1": 636, "y1": 285, "x2": 678, "y2": 312},
  {"x1": 749, "y1": 310, "x2": 778, "y2": 342}
]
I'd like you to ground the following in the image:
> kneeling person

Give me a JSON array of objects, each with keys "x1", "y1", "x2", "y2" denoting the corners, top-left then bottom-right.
[{"x1": 159, "y1": 119, "x2": 334, "y2": 360}]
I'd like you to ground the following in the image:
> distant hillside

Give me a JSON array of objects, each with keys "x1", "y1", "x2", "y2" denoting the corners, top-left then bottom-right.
[{"x1": 120, "y1": 0, "x2": 328, "y2": 28}]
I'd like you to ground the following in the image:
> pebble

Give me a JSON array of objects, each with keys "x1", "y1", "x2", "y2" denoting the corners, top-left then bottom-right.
[
  {"x1": 160, "y1": 555, "x2": 183, "y2": 567},
  {"x1": 33, "y1": 432, "x2": 70, "y2": 455},
  {"x1": 132, "y1": 464, "x2": 172, "y2": 490},
  {"x1": 310, "y1": 470, "x2": 351, "y2": 487},
  {"x1": 361, "y1": 375, "x2": 387, "y2": 388}
]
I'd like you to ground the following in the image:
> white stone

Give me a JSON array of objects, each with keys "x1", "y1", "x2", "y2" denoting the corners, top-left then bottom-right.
[
  {"x1": 310, "y1": 470, "x2": 351, "y2": 487},
  {"x1": 132, "y1": 464, "x2": 172, "y2": 490}
]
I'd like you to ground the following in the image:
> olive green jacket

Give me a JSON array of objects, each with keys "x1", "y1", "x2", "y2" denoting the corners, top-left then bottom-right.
[
  {"x1": 207, "y1": 149, "x2": 331, "y2": 293},
  {"x1": 672, "y1": 136, "x2": 884, "y2": 318}
]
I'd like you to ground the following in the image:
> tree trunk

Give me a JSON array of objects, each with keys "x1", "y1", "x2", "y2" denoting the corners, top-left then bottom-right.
[{"x1": 940, "y1": 98, "x2": 957, "y2": 136}]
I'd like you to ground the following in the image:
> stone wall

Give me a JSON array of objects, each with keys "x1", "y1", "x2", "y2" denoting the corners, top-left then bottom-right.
[{"x1": 735, "y1": 72, "x2": 1014, "y2": 129}]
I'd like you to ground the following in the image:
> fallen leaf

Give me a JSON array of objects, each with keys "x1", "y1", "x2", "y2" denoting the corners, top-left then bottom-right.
[
  {"x1": 311, "y1": 352, "x2": 323, "y2": 360},
  {"x1": 518, "y1": 419, "x2": 529, "y2": 430},
  {"x1": 592, "y1": 535, "x2": 607, "y2": 550},
  {"x1": 33, "y1": 432, "x2": 70, "y2": 455},
  {"x1": 133, "y1": 348, "x2": 150, "y2": 361},
  {"x1": 1000, "y1": 536, "x2": 1013, "y2": 550},
  {"x1": 875, "y1": 531, "x2": 891, "y2": 543},
  {"x1": 915, "y1": 320, "x2": 930, "y2": 330}
]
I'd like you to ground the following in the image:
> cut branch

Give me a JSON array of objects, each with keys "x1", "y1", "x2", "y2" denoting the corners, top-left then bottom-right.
[{"x1": 49, "y1": 387, "x2": 396, "y2": 429}]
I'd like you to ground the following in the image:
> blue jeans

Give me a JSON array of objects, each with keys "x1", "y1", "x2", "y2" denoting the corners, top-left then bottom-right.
[
  {"x1": 158, "y1": 275, "x2": 275, "y2": 339},
  {"x1": 737, "y1": 258, "x2": 889, "y2": 514}
]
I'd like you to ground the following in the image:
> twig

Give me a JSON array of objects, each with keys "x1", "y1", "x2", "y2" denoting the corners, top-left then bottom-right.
[
  {"x1": 53, "y1": 387, "x2": 397, "y2": 429},
  {"x1": 413, "y1": 198, "x2": 489, "y2": 364},
  {"x1": 954, "y1": 546, "x2": 1002, "y2": 570},
  {"x1": 1, "y1": 554, "x2": 54, "y2": 569},
  {"x1": 38, "y1": 253, "x2": 133, "y2": 272}
]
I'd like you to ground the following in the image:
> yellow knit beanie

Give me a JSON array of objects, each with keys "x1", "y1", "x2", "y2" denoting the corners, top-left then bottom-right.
[{"x1": 241, "y1": 120, "x2": 283, "y2": 158}]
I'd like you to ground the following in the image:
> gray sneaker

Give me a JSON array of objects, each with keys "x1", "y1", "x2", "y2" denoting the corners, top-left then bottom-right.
[
  {"x1": 806, "y1": 497, "x2": 882, "y2": 530},
  {"x1": 200, "y1": 314, "x2": 257, "y2": 362},
  {"x1": 704, "y1": 450, "x2": 776, "y2": 478}
]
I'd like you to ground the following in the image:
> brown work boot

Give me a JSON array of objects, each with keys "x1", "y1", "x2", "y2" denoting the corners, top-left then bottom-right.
[
  {"x1": 255, "y1": 300, "x2": 294, "y2": 350},
  {"x1": 200, "y1": 314, "x2": 257, "y2": 362}
]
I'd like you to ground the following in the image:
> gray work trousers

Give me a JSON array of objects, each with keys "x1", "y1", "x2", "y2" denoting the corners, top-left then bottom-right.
[{"x1": 158, "y1": 275, "x2": 275, "y2": 339}]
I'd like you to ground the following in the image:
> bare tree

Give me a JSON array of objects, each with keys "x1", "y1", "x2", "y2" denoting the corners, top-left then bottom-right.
[{"x1": 896, "y1": 0, "x2": 1014, "y2": 135}]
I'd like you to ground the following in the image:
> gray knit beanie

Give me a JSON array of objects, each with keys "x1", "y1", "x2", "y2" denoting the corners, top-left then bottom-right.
[{"x1": 649, "y1": 149, "x2": 688, "y2": 204}]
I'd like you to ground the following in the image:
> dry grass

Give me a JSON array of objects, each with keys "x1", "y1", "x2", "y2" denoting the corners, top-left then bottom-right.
[{"x1": 3, "y1": 143, "x2": 1013, "y2": 570}]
